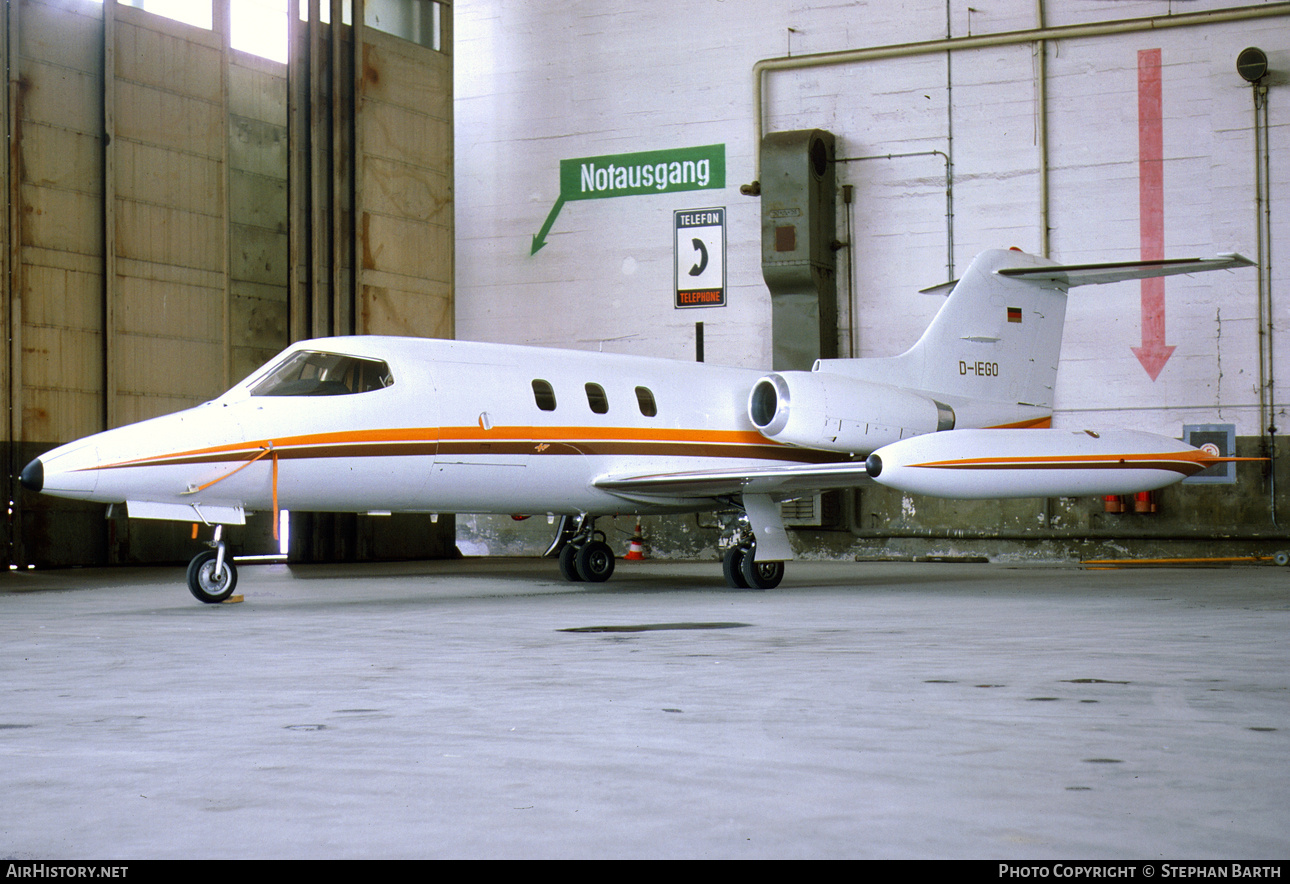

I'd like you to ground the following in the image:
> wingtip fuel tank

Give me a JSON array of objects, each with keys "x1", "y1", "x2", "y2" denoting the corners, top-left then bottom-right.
[{"x1": 864, "y1": 428, "x2": 1243, "y2": 499}]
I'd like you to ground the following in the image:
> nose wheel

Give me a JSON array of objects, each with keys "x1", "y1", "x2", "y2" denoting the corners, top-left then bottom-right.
[{"x1": 187, "y1": 527, "x2": 238, "y2": 603}]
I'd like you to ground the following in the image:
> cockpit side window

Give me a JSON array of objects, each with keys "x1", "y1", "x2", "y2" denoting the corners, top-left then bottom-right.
[{"x1": 251, "y1": 351, "x2": 394, "y2": 396}]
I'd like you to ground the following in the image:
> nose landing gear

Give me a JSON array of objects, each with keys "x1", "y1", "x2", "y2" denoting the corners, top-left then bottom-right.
[{"x1": 187, "y1": 525, "x2": 239, "y2": 603}]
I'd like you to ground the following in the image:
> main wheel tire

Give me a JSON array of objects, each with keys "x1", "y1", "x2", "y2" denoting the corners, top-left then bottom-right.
[
  {"x1": 722, "y1": 545, "x2": 749, "y2": 588},
  {"x1": 739, "y1": 548, "x2": 784, "y2": 590},
  {"x1": 575, "y1": 540, "x2": 615, "y2": 583},
  {"x1": 187, "y1": 549, "x2": 238, "y2": 604},
  {"x1": 558, "y1": 543, "x2": 583, "y2": 581}
]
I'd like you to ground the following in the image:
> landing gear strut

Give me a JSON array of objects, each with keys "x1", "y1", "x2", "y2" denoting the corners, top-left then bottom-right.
[
  {"x1": 554, "y1": 516, "x2": 615, "y2": 583},
  {"x1": 187, "y1": 525, "x2": 238, "y2": 604},
  {"x1": 721, "y1": 495, "x2": 790, "y2": 590}
]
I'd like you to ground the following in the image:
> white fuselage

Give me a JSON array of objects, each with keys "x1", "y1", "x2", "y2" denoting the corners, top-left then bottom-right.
[
  {"x1": 33, "y1": 337, "x2": 839, "y2": 522},
  {"x1": 28, "y1": 245, "x2": 1252, "y2": 549}
]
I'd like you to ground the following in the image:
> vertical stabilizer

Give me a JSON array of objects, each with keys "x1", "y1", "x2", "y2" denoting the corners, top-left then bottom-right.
[
  {"x1": 819, "y1": 249, "x2": 1068, "y2": 428},
  {"x1": 899, "y1": 249, "x2": 1068, "y2": 416},
  {"x1": 816, "y1": 249, "x2": 1252, "y2": 429}
]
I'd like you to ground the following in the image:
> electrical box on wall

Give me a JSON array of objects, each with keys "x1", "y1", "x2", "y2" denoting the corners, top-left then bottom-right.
[
  {"x1": 760, "y1": 129, "x2": 836, "y2": 287},
  {"x1": 1182, "y1": 424, "x2": 1237, "y2": 484},
  {"x1": 759, "y1": 129, "x2": 838, "y2": 371}
]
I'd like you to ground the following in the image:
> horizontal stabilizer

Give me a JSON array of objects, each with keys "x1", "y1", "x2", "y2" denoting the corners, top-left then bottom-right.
[
  {"x1": 997, "y1": 254, "x2": 1254, "y2": 287},
  {"x1": 917, "y1": 279, "x2": 958, "y2": 297}
]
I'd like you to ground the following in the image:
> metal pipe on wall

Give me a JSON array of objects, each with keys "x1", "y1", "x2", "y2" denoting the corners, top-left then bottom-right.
[
  {"x1": 1253, "y1": 79, "x2": 1277, "y2": 524},
  {"x1": 749, "y1": 2, "x2": 1290, "y2": 185},
  {"x1": 835, "y1": 150, "x2": 953, "y2": 282},
  {"x1": 944, "y1": 0, "x2": 954, "y2": 271},
  {"x1": 1035, "y1": 0, "x2": 1050, "y2": 256}
]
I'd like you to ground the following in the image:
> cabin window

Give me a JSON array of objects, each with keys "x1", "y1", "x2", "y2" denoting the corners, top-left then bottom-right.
[
  {"x1": 585, "y1": 383, "x2": 609, "y2": 414},
  {"x1": 635, "y1": 386, "x2": 657, "y2": 417},
  {"x1": 251, "y1": 351, "x2": 393, "y2": 396},
  {"x1": 532, "y1": 379, "x2": 557, "y2": 411}
]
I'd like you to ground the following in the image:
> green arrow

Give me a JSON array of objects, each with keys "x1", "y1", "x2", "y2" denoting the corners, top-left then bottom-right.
[
  {"x1": 531, "y1": 145, "x2": 725, "y2": 255},
  {"x1": 531, "y1": 196, "x2": 565, "y2": 255}
]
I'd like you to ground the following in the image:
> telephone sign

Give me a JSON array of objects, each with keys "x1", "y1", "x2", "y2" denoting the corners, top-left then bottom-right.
[{"x1": 675, "y1": 208, "x2": 725, "y2": 308}]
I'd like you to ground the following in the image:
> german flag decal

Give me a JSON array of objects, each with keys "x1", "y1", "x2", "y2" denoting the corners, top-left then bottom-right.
[{"x1": 1007, "y1": 307, "x2": 1023, "y2": 323}]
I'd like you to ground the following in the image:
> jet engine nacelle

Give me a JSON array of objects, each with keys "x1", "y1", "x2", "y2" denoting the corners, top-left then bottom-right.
[{"x1": 748, "y1": 371, "x2": 955, "y2": 454}]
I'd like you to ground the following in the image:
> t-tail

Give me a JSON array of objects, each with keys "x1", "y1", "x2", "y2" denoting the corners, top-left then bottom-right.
[{"x1": 747, "y1": 248, "x2": 1253, "y2": 456}]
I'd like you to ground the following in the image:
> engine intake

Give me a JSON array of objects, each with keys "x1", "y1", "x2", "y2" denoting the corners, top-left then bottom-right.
[{"x1": 748, "y1": 371, "x2": 954, "y2": 454}]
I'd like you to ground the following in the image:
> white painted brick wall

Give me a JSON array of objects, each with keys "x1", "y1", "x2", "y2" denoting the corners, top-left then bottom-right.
[{"x1": 454, "y1": 0, "x2": 1290, "y2": 436}]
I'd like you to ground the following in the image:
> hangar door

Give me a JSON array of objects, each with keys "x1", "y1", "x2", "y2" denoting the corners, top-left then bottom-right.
[
  {"x1": 289, "y1": 0, "x2": 456, "y2": 563},
  {"x1": 1, "y1": 0, "x2": 455, "y2": 568}
]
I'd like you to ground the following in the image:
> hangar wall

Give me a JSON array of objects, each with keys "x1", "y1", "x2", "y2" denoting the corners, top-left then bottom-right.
[
  {"x1": 453, "y1": 0, "x2": 1290, "y2": 560},
  {"x1": 2, "y1": 0, "x2": 456, "y2": 569}
]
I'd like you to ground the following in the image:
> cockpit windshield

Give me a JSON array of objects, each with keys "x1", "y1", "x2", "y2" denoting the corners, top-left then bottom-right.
[{"x1": 250, "y1": 351, "x2": 394, "y2": 397}]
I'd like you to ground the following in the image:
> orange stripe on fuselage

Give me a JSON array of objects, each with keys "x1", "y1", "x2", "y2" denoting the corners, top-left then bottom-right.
[
  {"x1": 92, "y1": 425, "x2": 806, "y2": 471},
  {"x1": 437, "y1": 425, "x2": 771, "y2": 445},
  {"x1": 96, "y1": 427, "x2": 441, "y2": 470}
]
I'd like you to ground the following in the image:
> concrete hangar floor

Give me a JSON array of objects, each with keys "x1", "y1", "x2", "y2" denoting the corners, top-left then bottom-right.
[{"x1": 0, "y1": 557, "x2": 1286, "y2": 860}]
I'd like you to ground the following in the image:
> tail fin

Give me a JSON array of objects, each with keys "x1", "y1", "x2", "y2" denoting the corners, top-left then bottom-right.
[{"x1": 817, "y1": 249, "x2": 1253, "y2": 429}]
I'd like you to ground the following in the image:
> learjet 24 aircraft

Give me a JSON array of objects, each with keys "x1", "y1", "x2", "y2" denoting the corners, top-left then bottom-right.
[{"x1": 20, "y1": 248, "x2": 1253, "y2": 602}]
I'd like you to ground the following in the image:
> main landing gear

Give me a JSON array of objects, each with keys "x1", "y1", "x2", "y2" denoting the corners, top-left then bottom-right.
[
  {"x1": 721, "y1": 493, "x2": 792, "y2": 590},
  {"x1": 721, "y1": 535, "x2": 785, "y2": 590},
  {"x1": 554, "y1": 515, "x2": 616, "y2": 583},
  {"x1": 549, "y1": 511, "x2": 787, "y2": 590},
  {"x1": 187, "y1": 525, "x2": 238, "y2": 604}
]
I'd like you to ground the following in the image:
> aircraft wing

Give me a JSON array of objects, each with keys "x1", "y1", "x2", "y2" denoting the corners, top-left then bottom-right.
[
  {"x1": 594, "y1": 460, "x2": 873, "y2": 503},
  {"x1": 595, "y1": 426, "x2": 1244, "y2": 505}
]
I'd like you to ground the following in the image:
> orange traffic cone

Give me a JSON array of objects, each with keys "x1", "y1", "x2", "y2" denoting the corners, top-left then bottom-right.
[{"x1": 624, "y1": 519, "x2": 646, "y2": 560}]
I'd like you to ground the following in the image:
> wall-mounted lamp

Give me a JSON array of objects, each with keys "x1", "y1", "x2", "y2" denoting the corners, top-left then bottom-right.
[
  {"x1": 1237, "y1": 46, "x2": 1290, "y2": 86},
  {"x1": 1237, "y1": 46, "x2": 1268, "y2": 83}
]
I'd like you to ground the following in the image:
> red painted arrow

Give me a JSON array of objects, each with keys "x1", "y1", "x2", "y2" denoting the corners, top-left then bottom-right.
[
  {"x1": 1132, "y1": 275, "x2": 1175, "y2": 380},
  {"x1": 1134, "y1": 48, "x2": 1174, "y2": 381}
]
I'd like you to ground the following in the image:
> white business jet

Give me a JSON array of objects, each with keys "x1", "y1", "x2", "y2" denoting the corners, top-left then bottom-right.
[{"x1": 20, "y1": 248, "x2": 1252, "y2": 602}]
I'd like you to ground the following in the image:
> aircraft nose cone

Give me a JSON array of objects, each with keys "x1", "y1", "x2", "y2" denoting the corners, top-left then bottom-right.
[{"x1": 19, "y1": 457, "x2": 43, "y2": 493}]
